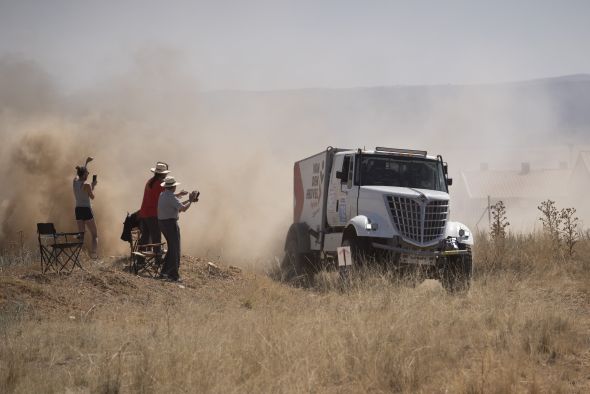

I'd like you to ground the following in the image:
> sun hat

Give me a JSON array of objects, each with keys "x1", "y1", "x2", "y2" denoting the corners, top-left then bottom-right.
[
  {"x1": 151, "y1": 162, "x2": 171, "y2": 174},
  {"x1": 161, "y1": 176, "x2": 181, "y2": 188}
]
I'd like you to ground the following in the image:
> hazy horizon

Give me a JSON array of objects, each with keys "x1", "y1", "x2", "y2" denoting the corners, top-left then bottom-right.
[{"x1": 1, "y1": 0, "x2": 590, "y2": 92}]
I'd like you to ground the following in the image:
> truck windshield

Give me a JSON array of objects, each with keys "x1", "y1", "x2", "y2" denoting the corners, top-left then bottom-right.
[{"x1": 358, "y1": 155, "x2": 447, "y2": 192}]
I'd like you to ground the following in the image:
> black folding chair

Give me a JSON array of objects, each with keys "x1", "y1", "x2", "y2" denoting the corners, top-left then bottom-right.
[
  {"x1": 131, "y1": 241, "x2": 166, "y2": 277},
  {"x1": 37, "y1": 223, "x2": 84, "y2": 274},
  {"x1": 130, "y1": 228, "x2": 141, "y2": 261}
]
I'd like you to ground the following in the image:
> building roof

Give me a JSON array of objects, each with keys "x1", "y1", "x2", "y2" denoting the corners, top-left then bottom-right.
[{"x1": 460, "y1": 168, "x2": 571, "y2": 199}]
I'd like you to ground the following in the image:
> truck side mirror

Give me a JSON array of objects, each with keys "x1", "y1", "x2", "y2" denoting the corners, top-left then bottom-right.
[
  {"x1": 336, "y1": 171, "x2": 346, "y2": 182},
  {"x1": 447, "y1": 178, "x2": 453, "y2": 186}
]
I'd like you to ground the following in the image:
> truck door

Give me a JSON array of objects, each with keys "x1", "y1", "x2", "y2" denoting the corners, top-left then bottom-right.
[
  {"x1": 344, "y1": 154, "x2": 358, "y2": 221},
  {"x1": 327, "y1": 154, "x2": 355, "y2": 227}
]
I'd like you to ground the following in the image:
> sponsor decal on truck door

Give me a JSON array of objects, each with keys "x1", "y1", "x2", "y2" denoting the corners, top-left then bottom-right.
[{"x1": 294, "y1": 155, "x2": 326, "y2": 225}]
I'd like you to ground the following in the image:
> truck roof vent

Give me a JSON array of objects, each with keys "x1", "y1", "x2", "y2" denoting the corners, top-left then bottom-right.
[{"x1": 375, "y1": 147, "x2": 427, "y2": 157}]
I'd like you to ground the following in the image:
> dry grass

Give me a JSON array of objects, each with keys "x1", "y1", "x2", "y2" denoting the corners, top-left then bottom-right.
[
  {"x1": 1, "y1": 235, "x2": 590, "y2": 393},
  {"x1": 475, "y1": 231, "x2": 590, "y2": 276}
]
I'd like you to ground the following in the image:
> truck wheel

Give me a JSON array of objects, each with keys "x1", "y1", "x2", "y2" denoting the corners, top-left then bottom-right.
[
  {"x1": 342, "y1": 235, "x2": 371, "y2": 266},
  {"x1": 281, "y1": 237, "x2": 315, "y2": 286},
  {"x1": 439, "y1": 252, "x2": 472, "y2": 293}
]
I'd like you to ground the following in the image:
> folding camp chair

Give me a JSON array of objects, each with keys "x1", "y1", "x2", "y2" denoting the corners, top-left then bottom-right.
[
  {"x1": 131, "y1": 241, "x2": 166, "y2": 277},
  {"x1": 129, "y1": 229, "x2": 141, "y2": 261},
  {"x1": 37, "y1": 223, "x2": 84, "y2": 274}
]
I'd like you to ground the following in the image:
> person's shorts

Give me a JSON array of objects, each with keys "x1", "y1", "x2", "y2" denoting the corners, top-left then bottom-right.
[{"x1": 75, "y1": 207, "x2": 94, "y2": 221}]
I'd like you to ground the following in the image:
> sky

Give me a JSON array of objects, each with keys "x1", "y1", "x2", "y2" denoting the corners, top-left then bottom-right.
[{"x1": 1, "y1": 0, "x2": 589, "y2": 91}]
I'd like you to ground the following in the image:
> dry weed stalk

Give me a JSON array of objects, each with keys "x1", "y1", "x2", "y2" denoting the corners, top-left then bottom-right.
[
  {"x1": 559, "y1": 207, "x2": 579, "y2": 257},
  {"x1": 486, "y1": 200, "x2": 510, "y2": 272},
  {"x1": 537, "y1": 199, "x2": 561, "y2": 241},
  {"x1": 537, "y1": 200, "x2": 581, "y2": 258},
  {"x1": 490, "y1": 200, "x2": 510, "y2": 242}
]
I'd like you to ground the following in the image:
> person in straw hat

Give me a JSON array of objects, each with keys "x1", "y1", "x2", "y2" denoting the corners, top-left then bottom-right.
[
  {"x1": 157, "y1": 176, "x2": 199, "y2": 282},
  {"x1": 138, "y1": 162, "x2": 187, "y2": 250},
  {"x1": 73, "y1": 156, "x2": 99, "y2": 259}
]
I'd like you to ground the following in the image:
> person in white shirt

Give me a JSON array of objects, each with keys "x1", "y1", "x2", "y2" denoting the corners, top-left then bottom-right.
[
  {"x1": 157, "y1": 176, "x2": 197, "y2": 281},
  {"x1": 73, "y1": 157, "x2": 99, "y2": 259}
]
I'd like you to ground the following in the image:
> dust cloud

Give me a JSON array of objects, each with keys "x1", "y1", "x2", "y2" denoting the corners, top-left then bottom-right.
[
  {"x1": 1, "y1": 52, "x2": 589, "y2": 264},
  {"x1": 0, "y1": 52, "x2": 293, "y2": 264}
]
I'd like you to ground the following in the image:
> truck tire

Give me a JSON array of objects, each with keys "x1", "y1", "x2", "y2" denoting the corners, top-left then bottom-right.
[
  {"x1": 439, "y1": 251, "x2": 472, "y2": 293},
  {"x1": 281, "y1": 237, "x2": 317, "y2": 286},
  {"x1": 341, "y1": 233, "x2": 372, "y2": 266}
]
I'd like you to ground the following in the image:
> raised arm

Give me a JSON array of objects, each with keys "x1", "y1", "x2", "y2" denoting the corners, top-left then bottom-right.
[
  {"x1": 83, "y1": 183, "x2": 95, "y2": 199},
  {"x1": 179, "y1": 199, "x2": 192, "y2": 212},
  {"x1": 179, "y1": 191, "x2": 199, "y2": 212}
]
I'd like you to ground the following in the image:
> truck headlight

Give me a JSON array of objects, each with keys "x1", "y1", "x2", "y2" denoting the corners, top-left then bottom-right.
[{"x1": 459, "y1": 228, "x2": 465, "y2": 237}]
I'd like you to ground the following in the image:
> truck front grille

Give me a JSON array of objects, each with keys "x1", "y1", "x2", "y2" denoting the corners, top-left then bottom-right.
[{"x1": 386, "y1": 196, "x2": 448, "y2": 244}]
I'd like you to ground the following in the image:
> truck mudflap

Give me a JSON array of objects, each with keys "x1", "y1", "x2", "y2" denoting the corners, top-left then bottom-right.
[{"x1": 371, "y1": 242, "x2": 470, "y2": 264}]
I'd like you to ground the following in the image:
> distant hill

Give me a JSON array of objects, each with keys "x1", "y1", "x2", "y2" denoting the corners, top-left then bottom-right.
[
  {"x1": 61, "y1": 69, "x2": 590, "y2": 150},
  {"x1": 513, "y1": 74, "x2": 590, "y2": 84},
  {"x1": 199, "y1": 74, "x2": 590, "y2": 148}
]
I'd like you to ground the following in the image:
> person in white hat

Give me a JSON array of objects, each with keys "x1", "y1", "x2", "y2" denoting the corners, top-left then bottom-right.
[
  {"x1": 157, "y1": 176, "x2": 198, "y2": 281},
  {"x1": 138, "y1": 162, "x2": 187, "y2": 250}
]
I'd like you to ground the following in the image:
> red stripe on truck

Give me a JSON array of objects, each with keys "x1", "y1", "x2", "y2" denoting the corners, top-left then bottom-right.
[{"x1": 294, "y1": 162, "x2": 304, "y2": 222}]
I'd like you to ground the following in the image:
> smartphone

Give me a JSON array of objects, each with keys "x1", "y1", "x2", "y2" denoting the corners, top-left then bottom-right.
[{"x1": 92, "y1": 174, "x2": 97, "y2": 183}]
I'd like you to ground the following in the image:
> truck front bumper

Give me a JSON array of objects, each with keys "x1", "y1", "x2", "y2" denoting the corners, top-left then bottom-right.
[{"x1": 371, "y1": 242, "x2": 470, "y2": 265}]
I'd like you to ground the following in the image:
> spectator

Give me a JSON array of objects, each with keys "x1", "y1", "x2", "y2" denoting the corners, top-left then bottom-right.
[
  {"x1": 73, "y1": 157, "x2": 98, "y2": 259},
  {"x1": 139, "y1": 162, "x2": 172, "y2": 249},
  {"x1": 157, "y1": 176, "x2": 197, "y2": 282}
]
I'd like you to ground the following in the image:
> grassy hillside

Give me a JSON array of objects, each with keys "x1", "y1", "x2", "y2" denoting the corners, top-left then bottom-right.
[{"x1": 1, "y1": 236, "x2": 589, "y2": 393}]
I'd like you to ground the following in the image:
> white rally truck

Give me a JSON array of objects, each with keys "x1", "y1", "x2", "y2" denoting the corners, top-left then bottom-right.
[{"x1": 282, "y1": 146, "x2": 473, "y2": 291}]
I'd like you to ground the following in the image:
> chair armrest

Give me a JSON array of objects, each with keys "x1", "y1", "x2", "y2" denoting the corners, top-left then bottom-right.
[
  {"x1": 55, "y1": 233, "x2": 84, "y2": 244},
  {"x1": 55, "y1": 232, "x2": 84, "y2": 236},
  {"x1": 138, "y1": 242, "x2": 166, "y2": 248}
]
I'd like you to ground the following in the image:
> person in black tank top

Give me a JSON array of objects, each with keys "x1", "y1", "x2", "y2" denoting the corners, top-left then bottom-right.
[{"x1": 73, "y1": 157, "x2": 99, "y2": 259}]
